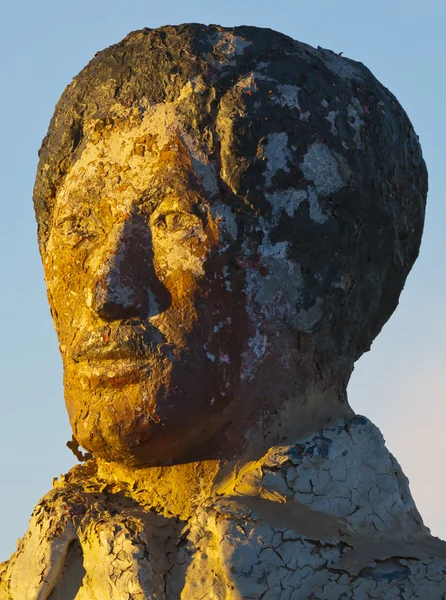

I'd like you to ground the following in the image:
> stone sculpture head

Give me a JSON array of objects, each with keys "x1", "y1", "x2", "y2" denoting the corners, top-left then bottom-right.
[{"x1": 34, "y1": 25, "x2": 427, "y2": 467}]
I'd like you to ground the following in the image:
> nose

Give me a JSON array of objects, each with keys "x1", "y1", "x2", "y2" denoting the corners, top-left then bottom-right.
[{"x1": 90, "y1": 215, "x2": 171, "y2": 322}]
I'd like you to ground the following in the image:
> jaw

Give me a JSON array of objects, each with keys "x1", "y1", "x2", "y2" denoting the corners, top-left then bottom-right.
[
  {"x1": 63, "y1": 354, "x2": 236, "y2": 466},
  {"x1": 60, "y1": 320, "x2": 353, "y2": 467}
]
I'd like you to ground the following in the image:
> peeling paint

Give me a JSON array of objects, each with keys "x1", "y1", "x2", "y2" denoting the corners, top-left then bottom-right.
[
  {"x1": 180, "y1": 130, "x2": 219, "y2": 195},
  {"x1": 300, "y1": 142, "x2": 344, "y2": 197},
  {"x1": 272, "y1": 85, "x2": 301, "y2": 109},
  {"x1": 308, "y1": 187, "x2": 328, "y2": 224},
  {"x1": 6, "y1": 416, "x2": 441, "y2": 599},
  {"x1": 265, "y1": 188, "x2": 307, "y2": 222},
  {"x1": 235, "y1": 72, "x2": 259, "y2": 94},
  {"x1": 322, "y1": 50, "x2": 366, "y2": 82},
  {"x1": 208, "y1": 32, "x2": 253, "y2": 66},
  {"x1": 264, "y1": 132, "x2": 291, "y2": 186},
  {"x1": 326, "y1": 110, "x2": 339, "y2": 135},
  {"x1": 210, "y1": 202, "x2": 238, "y2": 240}
]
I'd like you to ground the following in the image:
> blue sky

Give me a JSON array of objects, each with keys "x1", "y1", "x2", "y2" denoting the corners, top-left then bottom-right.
[{"x1": 0, "y1": 0, "x2": 445, "y2": 560}]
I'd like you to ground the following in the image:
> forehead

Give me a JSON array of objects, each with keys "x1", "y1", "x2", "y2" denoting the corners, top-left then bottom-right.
[{"x1": 58, "y1": 101, "x2": 218, "y2": 207}]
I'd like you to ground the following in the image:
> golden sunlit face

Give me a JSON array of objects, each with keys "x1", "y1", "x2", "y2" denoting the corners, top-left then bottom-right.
[{"x1": 43, "y1": 114, "x2": 251, "y2": 466}]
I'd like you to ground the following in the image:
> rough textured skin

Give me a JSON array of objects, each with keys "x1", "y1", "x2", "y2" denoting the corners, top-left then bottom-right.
[
  {"x1": 1, "y1": 24, "x2": 441, "y2": 599},
  {"x1": 32, "y1": 23, "x2": 425, "y2": 467}
]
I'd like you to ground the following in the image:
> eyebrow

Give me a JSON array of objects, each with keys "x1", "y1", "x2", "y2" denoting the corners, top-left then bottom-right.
[
  {"x1": 55, "y1": 168, "x2": 206, "y2": 224},
  {"x1": 53, "y1": 188, "x2": 95, "y2": 215}
]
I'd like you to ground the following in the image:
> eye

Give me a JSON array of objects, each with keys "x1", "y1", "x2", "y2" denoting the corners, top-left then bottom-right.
[
  {"x1": 153, "y1": 212, "x2": 203, "y2": 237},
  {"x1": 55, "y1": 210, "x2": 98, "y2": 246}
]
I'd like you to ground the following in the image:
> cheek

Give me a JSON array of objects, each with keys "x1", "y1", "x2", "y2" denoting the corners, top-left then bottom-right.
[
  {"x1": 44, "y1": 243, "x2": 90, "y2": 338},
  {"x1": 149, "y1": 270, "x2": 201, "y2": 347},
  {"x1": 150, "y1": 250, "x2": 247, "y2": 356},
  {"x1": 194, "y1": 257, "x2": 252, "y2": 359},
  {"x1": 152, "y1": 233, "x2": 210, "y2": 279},
  {"x1": 149, "y1": 233, "x2": 217, "y2": 329}
]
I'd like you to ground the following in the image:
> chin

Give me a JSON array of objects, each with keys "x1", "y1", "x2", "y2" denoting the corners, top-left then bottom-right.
[
  {"x1": 66, "y1": 379, "x2": 236, "y2": 467},
  {"x1": 74, "y1": 411, "x2": 225, "y2": 467}
]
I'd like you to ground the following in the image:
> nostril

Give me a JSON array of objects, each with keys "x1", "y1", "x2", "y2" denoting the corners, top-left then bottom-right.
[
  {"x1": 93, "y1": 299, "x2": 144, "y2": 321},
  {"x1": 89, "y1": 223, "x2": 172, "y2": 321},
  {"x1": 91, "y1": 276, "x2": 149, "y2": 322}
]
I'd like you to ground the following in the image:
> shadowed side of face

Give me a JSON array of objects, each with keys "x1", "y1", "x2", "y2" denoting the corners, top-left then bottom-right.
[{"x1": 36, "y1": 25, "x2": 427, "y2": 466}]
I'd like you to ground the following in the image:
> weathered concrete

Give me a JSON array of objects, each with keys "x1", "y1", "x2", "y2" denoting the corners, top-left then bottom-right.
[
  {"x1": 1, "y1": 24, "x2": 441, "y2": 598},
  {"x1": 3, "y1": 417, "x2": 446, "y2": 598}
]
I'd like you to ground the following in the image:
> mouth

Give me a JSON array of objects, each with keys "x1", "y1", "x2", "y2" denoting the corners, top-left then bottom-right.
[
  {"x1": 69, "y1": 320, "x2": 170, "y2": 363},
  {"x1": 69, "y1": 355, "x2": 154, "y2": 388},
  {"x1": 75, "y1": 346, "x2": 152, "y2": 361}
]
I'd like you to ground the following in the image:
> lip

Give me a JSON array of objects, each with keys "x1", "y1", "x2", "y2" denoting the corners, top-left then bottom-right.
[
  {"x1": 69, "y1": 321, "x2": 167, "y2": 362},
  {"x1": 75, "y1": 356, "x2": 152, "y2": 386},
  {"x1": 73, "y1": 346, "x2": 152, "y2": 361}
]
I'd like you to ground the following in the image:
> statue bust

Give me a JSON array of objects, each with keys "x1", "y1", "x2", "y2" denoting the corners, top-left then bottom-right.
[{"x1": 2, "y1": 24, "x2": 446, "y2": 600}]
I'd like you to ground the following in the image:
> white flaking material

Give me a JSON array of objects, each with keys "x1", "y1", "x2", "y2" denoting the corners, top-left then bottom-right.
[
  {"x1": 4, "y1": 417, "x2": 446, "y2": 599},
  {"x1": 326, "y1": 110, "x2": 339, "y2": 135},
  {"x1": 241, "y1": 230, "x2": 305, "y2": 379},
  {"x1": 213, "y1": 32, "x2": 253, "y2": 57},
  {"x1": 272, "y1": 85, "x2": 301, "y2": 109},
  {"x1": 235, "y1": 72, "x2": 258, "y2": 94},
  {"x1": 152, "y1": 221, "x2": 208, "y2": 277},
  {"x1": 264, "y1": 132, "x2": 291, "y2": 186},
  {"x1": 322, "y1": 50, "x2": 366, "y2": 82},
  {"x1": 207, "y1": 32, "x2": 253, "y2": 66},
  {"x1": 210, "y1": 202, "x2": 238, "y2": 241},
  {"x1": 241, "y1": 330, "x2": 268, "y2": 380},
  {"x1": 308, "y1": 187, "x2": 328, "y2": 224},
  {"x1": 300, "y1": 142, "x2": 344, "y2": 197},
  {"x1": 183, "y1": 416, "x2": 446, "y2": 599},
  {"x1": 63, "y1": 99, "x2": 215, "y2": 196},
  {"x1": 265, "y1": 188, "x2": 307, "y2": 222},
  {"x1": 7, "y1": 506, "x2": 77, "y2": 600},
  {"x1": 178, "y1": 75, "x2": 208, "y2": 97},
  {"x1": 180, "y1": 130, "x2": 219, "y2": 195},
  {"x1": 249, "y1": 417, "x2": 425, "y2": 536}
]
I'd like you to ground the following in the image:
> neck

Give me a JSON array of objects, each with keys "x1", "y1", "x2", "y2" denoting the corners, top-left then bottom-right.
[
  {"x1": 241, "y1": 381, "x2": 353, "y2": 460},
  {"x1": 94, "y1": 383, "x2": 352, "y2": 519},
  {"x1": 96, "y1": 457, "x2": 223, "y2": 520}
]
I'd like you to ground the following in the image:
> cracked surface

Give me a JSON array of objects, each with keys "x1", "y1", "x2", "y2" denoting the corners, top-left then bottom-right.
[{"x1": 2, "y1": 417, "x2": 446, "y2": 599}]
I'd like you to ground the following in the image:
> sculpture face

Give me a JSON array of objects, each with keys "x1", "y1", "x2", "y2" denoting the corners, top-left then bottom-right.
[
  {"x1": 36, "y1": 25, "x2": 427, "y2": 467},
  {"x1": 43, "y1": 112, "x2": 293, "y2": 466}
]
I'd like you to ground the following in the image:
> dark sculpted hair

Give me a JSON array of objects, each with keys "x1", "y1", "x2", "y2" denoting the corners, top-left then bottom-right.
[{"x1": 34, "y1": 24, "x2": 427, "y2": 371}]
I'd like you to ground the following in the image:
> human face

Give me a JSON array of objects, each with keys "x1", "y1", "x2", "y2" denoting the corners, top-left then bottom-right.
[{"x1": 43, "y1": 114, "x2": 252, "y2": 466}]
